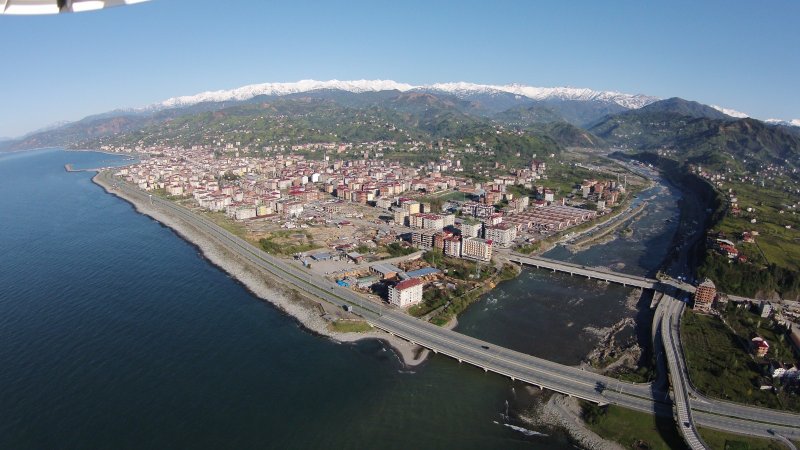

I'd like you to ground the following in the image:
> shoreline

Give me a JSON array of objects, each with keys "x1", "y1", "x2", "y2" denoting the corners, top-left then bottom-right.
[
  {"x1": 67, "y1": 148, "x2": 132, "y2": 157},
  {"x1": 531, "y1": 191, "x2": 647, "y2": 256},
  {"x1": 92, "y1": 159, "x2": 676, "y2": 449},
  {"x1": 567, "y1": 201, "x2": 648, "y2": 252},
  {"x1": 92, "y1": 171, "x2": 431, "y2": 368}
]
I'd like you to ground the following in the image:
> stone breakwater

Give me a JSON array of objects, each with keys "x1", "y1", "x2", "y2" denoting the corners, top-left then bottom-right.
[
  {"x1": 523, "y1": 393, "x2": 624, "y2": 450},
  {"x1": 93, "y1": 172, "x2": 429, "y2": 367}
]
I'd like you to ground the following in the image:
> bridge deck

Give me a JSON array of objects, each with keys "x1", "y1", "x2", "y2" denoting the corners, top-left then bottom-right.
[{"x1": 508, "y1": 253, "x2": 658, "y2": 289}]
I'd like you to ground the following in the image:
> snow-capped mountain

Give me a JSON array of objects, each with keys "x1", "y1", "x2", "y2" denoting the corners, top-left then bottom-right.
[
  {"x1": 158, "y1": 80, "x2": 415, "y2": 109},
  {"x1": 427, "y1": 82, "x2": 658, "y2": 109},
  {"x1": 154, "y1": 79, "x2": 660, "y2": 111},
  {"x1": 765, "y1": 118, "x2": 800, "y2": 128},
  {"x1": 710, "y1": 105, "x2": 749, "y2": 119},
  {"x1": 137, "y1": 79, "x2": 797, "y2": 128}
]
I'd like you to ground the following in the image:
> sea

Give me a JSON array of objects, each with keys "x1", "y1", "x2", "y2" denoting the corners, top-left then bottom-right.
[{"x1": 0, "y1": 149, "x2": 681, "y2": 449}]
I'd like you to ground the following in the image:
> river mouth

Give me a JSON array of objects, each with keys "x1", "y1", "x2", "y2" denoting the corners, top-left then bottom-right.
[
  {"x1": 453, "y1": 172, "x2": 687, "y2": 439},
  {"x1": 458, "y1": 177, "x2": 681, "y2": 365}
]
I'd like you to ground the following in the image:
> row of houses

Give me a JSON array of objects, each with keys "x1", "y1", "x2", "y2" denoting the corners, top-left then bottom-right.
[{"x1": 504, "y1": 205, "x2": 598, "y2": 232}]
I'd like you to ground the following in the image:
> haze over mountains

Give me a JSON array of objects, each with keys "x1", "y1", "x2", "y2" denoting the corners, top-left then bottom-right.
[{"x1": 2, "y1": 80, "x2": 799, "y2": 173}]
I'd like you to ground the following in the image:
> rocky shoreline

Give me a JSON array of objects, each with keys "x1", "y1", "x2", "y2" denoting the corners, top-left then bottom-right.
[
  {"x1": 93, "y1": 172, "x2": 430, "y2": 367},
  {"x1": 93, "y1": 168, "x2": 659, "y2": 449},
  {"x1": 526, "y1": 394, "x2": 625, "y2": 450}
]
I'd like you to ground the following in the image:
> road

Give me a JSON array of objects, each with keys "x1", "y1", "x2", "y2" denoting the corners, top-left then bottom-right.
[
  {"x1": 508, "y1": 252, "x2": 659, "y2": 289},
  {"x1": 661, "y1": 296, "x2": 708, "y2": 449},
  {"x1": 661, "y1": 294, "x2": 800, "y2": 442},
  {"x1": 100, "y1": 171, "x2": 800, "y2": 442}
]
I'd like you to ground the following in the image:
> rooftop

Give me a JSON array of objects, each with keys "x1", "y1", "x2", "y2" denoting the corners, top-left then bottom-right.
[
  {"x1": 405, "y1": 267, "x2": 442, "y2": 278},
  {"x1": 372, "y1": 263, "x2": 402, "y2": 274},
  {"x1": 698, "y1": 278, "x2": 716, "y2": 289},
  {"x1": 394, "y1": 278, "x2": 424, "y2": 290}
]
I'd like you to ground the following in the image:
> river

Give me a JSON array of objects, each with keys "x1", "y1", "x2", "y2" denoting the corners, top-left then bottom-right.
[
  {"x1": 0, "y1": 149, "x2": 682, "y2": 449},
  {"x1": 457, "y1": 174, "x2": 682, "y2": 368}
]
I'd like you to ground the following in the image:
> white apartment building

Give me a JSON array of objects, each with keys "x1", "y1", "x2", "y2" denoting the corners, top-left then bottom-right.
[
  {"x1": 394, "y1": 209, "x2": 409, "y2": 226},
  {"x1": 460, "y1": 221, "x2": 482, "y2": 238},
  {"x1": 462, "y1": 237, "x2": 493, "y2": 262},
  {"x1": 389, "y1": 278, "x2": 424, "y2": 307},
  {"x1": 443, "y1": 236, "x2": 462, "y2": 258},
  {"x1": 485, "y1": 223, "x2": 517, "y2": 247}
]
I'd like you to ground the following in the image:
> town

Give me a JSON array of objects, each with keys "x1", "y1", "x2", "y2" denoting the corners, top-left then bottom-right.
[{"x1": 111, "y1": 143, "x2": 631, "y2": 317}]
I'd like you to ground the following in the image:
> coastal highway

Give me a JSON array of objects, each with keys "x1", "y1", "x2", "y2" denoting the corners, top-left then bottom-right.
[{"x1": 99, "y1": 172, "x2": 800, "y2": 441}]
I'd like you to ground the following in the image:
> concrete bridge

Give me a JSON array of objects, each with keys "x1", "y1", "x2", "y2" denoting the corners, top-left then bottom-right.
[
  {"x1": 661, "y1": 296, "x2": 708, "y2": 449},
  {"x1": 98, "y1": 171, "x2": 800, "y2": 444},
  {"x1": 508, "y1": 253, "x2": 659, "y2": 289}
]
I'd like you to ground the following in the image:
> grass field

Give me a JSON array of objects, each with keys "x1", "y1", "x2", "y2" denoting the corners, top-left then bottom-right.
[
  {"x1": 713, "y1": 178, "x2": 800, "y2": 271},
  {"x1": 583, "y1": 403, "x2": 687, "y2": 450},
  {"x1": 203, "y1": 210, "x2": 250, "y2": 241},
  {"x1": 328, "y1": 320, "x2": 373, "y2": 333},
  {"x1": 543, "y1": 162, "x2": 596, "y2": 195},
  {"x1": 681, "y1": 311, "x2": 799, "y2": 411},
  {"x1": 259, "y1": 230, "x2": 317, "y2": 256},
  {"x1": 723, "y1": 306, "x2": 797, "y2": 362},
  {"x1": 698, "y1": 427, "x2": 785, "y2": 450}
]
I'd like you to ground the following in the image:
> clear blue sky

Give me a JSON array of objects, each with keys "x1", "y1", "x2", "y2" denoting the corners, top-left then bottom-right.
[{"x1": 1, "y1": 0, "x2": 798, "y2": 137}]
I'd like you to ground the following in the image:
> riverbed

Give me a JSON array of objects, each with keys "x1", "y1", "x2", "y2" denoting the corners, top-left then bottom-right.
[{"x1": 457, "y1": 175, "x2": 682, "y2": 368}]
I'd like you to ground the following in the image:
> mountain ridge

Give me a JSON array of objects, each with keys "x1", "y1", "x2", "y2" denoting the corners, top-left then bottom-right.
[
  {"x1": 151, "y1": 79, "x2": 660, "y2": 111},
  {"x1": 147, "y1": 79, "x2": 798, "y2": 128},
  {"x1": 590, "y1": 99, "x2": 800, "y2": 172}
]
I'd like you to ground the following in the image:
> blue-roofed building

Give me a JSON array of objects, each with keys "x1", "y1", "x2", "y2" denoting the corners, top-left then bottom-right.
[{"x1": 405, "y1": 267, "x2": 442, "y2": 279}]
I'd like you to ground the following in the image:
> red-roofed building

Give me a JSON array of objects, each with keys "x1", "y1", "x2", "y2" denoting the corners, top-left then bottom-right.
[
  {"x1": 751, "y1": 337, "x2": 770, "y2": 358},
  {"x1": 389, "y1": 278, "x2": 424, "y2": 307}
]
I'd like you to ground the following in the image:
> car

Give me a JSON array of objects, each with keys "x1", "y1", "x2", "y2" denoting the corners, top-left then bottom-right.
[{"x1": 480, "y1": 345, "x2": 490, "y2": 350}]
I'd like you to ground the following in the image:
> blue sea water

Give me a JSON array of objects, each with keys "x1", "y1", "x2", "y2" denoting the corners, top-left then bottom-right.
[{"x1": 0, "y1": 149, "x2": 573, "y2": 449}]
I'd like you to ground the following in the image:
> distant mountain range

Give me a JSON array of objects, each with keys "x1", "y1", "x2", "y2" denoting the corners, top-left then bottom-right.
[
  {"x1": 1, "y1": 80, "x2": 798, "y2": 174},
  {"x1": 151, "y1": 79, "x2": 660, "y2": 111},
  {"x1": 591, "y1": 97, "x2": 800, "y2": 171},
  {"x1": 765, "y1": 118, "x2": 800, "y2": 128}
]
